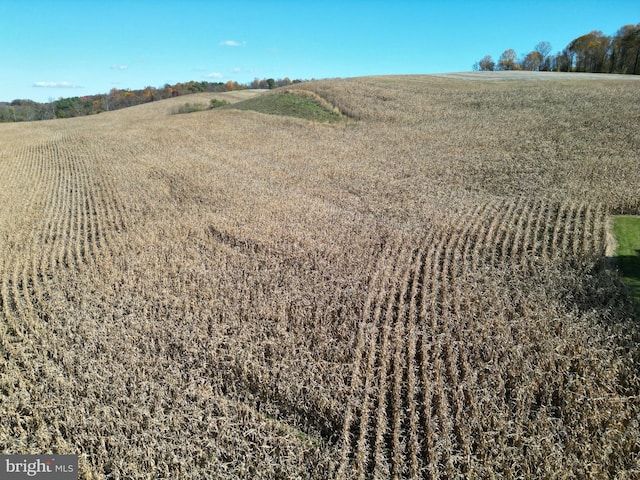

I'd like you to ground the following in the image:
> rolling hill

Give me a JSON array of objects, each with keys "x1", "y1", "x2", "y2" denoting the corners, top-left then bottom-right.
[{"x1": 1, "y1": 73, "x2": 639, "y2": 479}]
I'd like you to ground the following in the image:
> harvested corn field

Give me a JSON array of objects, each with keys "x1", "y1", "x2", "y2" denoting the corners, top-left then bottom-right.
[{"x1": 1, "y1": 74, "x2": 640, "y2": 478}]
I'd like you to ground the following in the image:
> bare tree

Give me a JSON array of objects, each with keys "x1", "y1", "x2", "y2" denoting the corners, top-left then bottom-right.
[{"x1": 535, "y1": 41, "x2": 552, "y2": 70}]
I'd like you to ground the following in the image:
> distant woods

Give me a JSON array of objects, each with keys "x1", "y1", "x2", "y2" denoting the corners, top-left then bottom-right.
[
  {"x1": 474, "y1": 22, "x2": 640, "y2": 74},
  {"x1": 0, "y1": 77, "x2": 304, "y2": 123}
]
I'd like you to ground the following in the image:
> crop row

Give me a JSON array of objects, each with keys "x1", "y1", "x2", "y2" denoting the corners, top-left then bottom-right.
[{"x1": 337, "y1": 196, "x2": 607, "y2": 478}]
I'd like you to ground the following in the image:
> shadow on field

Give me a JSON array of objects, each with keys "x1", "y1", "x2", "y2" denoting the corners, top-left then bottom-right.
[{"x1": 611, "y1": 250, "x2": 640, "y2": 305}]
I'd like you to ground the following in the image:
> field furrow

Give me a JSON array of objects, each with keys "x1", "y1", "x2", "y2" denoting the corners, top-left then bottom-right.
[
  {"x1": 469, "y1": 200, "x2": 503, "y2": 272},
  {"x1": 337, "y1": 233, "x2": 392, "y2": 477},
  {"x1": 352, "y1": 237, "x2": 407, "y2": 478},
  {"x1": 404, "y1": 241, "x2": 430, "y2": 479},
  {"x1": 508, "y1": 199, "x2": 530, "y2": 262},
  {"x1": 463, "y1": 199, "x2": 497, "y2": 274},
  {"x1": 370, "y1": 242, "x2": 414, "y2": 478},
  {"x1": 569, "y1": 203, "x2": 585, "y2": 257},
  {"x1": 591, "y1": 204, "x2": 606, "y2": 255},
  {"x1": 388, "y1": 246, "x2": 422, "y2": 478},
  {"x1": 341, "y1": 222, "x2": 482, "y2": 477},
  {"x1": 526, "y1": 198, "x2": 549, "y2": 267},
  {"x1": 0, "y1": 131, "x2": 130, "y2": 371},
  {"x1": 479, "y1": 199, "x2": 513, "y2": 266},
  {"x1": 498, "y1": 197, "x2": 526, "y2": 264},
  {"x1": 338, "y1": 191, "x2": 618, "y2": 478},
  {"x1": 550, "y1": 201, "x2": 569, "y2": 259}
]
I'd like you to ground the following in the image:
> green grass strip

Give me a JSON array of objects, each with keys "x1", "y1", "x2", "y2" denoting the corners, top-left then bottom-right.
[
  {"x1": 227, "y1": 92, "x2": 343, "y2": 123},
  {"x1": 612, "y1": 215, "x2": 640, "y2": 301}
]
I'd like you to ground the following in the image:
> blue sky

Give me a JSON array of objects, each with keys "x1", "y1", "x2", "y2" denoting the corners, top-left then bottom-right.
[{"x1": 0, "y1": 0, "x2": 638, "y2": 102}]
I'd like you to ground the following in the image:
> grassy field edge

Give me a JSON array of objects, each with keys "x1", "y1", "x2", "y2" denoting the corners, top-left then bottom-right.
[
  {"x1": 611, "y1": 215, "x2": 640, "y2": 301},
  {"x1": 224, "y1": 89, "x2": 345, "y2": 123}
]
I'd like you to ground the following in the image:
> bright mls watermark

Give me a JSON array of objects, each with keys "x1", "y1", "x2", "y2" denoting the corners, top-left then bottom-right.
[{"x1": 1, "y1": 455, "x2": 77, "y2": 479}]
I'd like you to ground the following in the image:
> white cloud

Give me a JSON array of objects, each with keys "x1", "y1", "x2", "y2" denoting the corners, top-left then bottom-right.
[
  {"x1": 219, "y1": 40, "x2": 245, "y2": 47},
  {"x1": 229, "y1": 67, "x2": 242, "y2": 74},
  {"x1": 110, "y1": 65, "x2": 128, "y2": 70},
  {"x1": 33, "y1": 81, "x2": 82, "y2": 88},
  {"x1": 204, "y1": 72, "x2": 224, "y2": 79}
]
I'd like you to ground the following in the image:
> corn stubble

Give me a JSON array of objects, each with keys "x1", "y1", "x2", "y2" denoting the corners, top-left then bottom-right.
[{"x1": 1, "y1": 75, "x2": 639, "y2": 478}]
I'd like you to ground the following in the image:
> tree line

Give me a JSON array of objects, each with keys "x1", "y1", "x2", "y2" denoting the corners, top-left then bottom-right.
[
  {"x1": 0, "y1": 77, "x2": 305, "y2": 122},
  {"x1": 474, "y1": 22, "x2": 640, "y2": 74}
]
